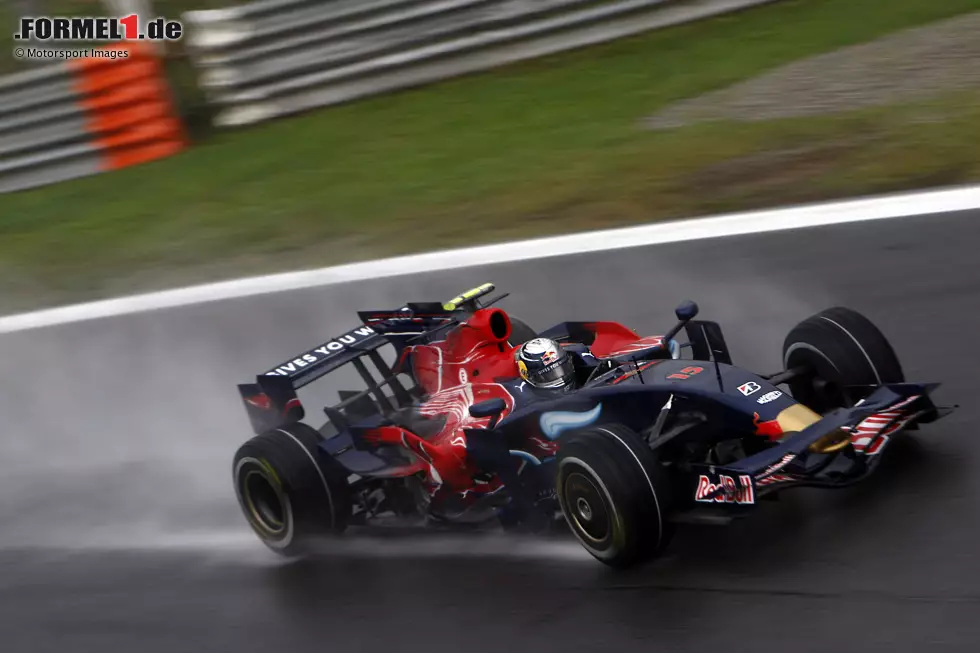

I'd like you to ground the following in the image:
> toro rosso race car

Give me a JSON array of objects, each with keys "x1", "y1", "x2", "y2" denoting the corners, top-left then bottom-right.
[{"x1": 233, "y1": 283, "x2": 953, "y2": 568}]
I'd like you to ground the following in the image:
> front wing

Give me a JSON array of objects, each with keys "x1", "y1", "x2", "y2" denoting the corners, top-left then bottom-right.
[{"x1": 686, "y1": 383, "x2": 953, "y2": 506}]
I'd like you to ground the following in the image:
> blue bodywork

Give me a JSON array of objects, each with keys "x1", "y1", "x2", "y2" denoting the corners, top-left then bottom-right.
[{"x1": 236, "y1": 289, "x2": 951, "y2": 528}]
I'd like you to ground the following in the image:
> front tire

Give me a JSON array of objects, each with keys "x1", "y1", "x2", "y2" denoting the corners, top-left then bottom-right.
[
  {"x1": 782, "y1": 307, "x2": 905, "y2": 413},
  {"x1": 556, "y1": 424, "x2": 674, "y2": 568},
  {"x1": 233, "y1": 423, "x2": 352, "y2": 556}
]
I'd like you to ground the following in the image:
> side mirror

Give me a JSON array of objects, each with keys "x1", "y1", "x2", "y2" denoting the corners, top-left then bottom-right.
[
  {"x1": 469, "y1": 398, "x2": 506, "y2": 429},
  {"x1": 675, "y1": 300, "x2": 699, "y2": 322},
  {"x1": 663, "y1": 300, "x2": 700, "y2": 343}
]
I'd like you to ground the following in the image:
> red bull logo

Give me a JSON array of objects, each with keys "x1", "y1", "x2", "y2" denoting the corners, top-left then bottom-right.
[{"x1": 694, "y1": 474, "x2": 755, "y2": 505}]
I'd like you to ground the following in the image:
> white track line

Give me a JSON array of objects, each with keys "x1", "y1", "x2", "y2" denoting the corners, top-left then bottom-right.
[{"x1": 2, "y1": 184, "x2": 979, "y2": 334}]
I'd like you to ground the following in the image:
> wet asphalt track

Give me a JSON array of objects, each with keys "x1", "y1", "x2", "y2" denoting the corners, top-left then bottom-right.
[{"x1": 2, "y1": 208, "x2": 980, "y2": 652}]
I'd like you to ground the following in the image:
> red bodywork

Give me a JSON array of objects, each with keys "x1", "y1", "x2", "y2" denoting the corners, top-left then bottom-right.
[
  {"x1": 363, "y1": 309, "x2": 665, "y2": 502},
  {"x1": 364, "y1": 308, "x2": 523, "y2": 499},
  {"x1": 580, "y1": 321, "x2": 664, "y2": 360}
]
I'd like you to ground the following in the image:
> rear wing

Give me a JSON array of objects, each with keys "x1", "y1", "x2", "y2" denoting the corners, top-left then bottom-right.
[
  {"x1": 263, "y1": 324, "x2": 385, "y2": 388},
  {"x1": 237, "y1": 323, "x2": 420, "y2": 436},
  {"x1": 236, "y1": 282, "x2": 511, "y2": 435}
]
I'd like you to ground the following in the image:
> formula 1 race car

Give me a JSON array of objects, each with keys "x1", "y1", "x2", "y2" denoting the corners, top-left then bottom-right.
[{"x1": 232, "y1": 283, "x2": 954, "y2": 568}]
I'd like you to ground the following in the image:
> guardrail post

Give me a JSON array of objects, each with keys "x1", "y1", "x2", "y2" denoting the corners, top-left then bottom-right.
[
  {"x1": 69, "y1": 42, "x2": 186, "y2": 173},
  {"x1": 0, "y1": 41, "x2": 187, "y2": 193}
]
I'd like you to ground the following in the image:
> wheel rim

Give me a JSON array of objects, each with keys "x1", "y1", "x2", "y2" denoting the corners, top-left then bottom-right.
[
  {"x1": 563, "y1": 471, "x2": 611, "y2": 544},
  {"x1": 243, "y1": 469, "x2": 286, "y2": 534},
  {"x1": 814, "y1": 377, "x2": 846, "y2": 405},
  {"x1": 235, "y1": 457, "x2": 293, "y2": 543},
  {"x1": 786, "y1": 348, "x2": 867, "y2": 413},
  {"x1": 576, "y1": 497, "x2": 593, "y2": 521}
]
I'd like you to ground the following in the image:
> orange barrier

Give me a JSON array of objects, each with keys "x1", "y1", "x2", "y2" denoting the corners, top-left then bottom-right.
[{"x1": 68, "y1": 43, "x2": 186, "y2": 172}]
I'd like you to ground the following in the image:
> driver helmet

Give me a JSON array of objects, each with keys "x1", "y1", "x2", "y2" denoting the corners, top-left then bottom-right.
[{"x1": 515, "y1": 338, "x2": 575, "y2": 390}]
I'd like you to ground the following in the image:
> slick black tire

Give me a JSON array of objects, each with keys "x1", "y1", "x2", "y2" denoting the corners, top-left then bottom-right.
[
  {"x1": 233, "y1": 423, "x2": 352, "y2": 557},
  {"x1": 782, "y1": 307, "x2": 905, "y2": 413},
  {"x1": 556, "y1": 424, "x2": 674, "y2": 569},
  {"x1": 508, "y1": 317, "x2": 538, "y2": 346}
]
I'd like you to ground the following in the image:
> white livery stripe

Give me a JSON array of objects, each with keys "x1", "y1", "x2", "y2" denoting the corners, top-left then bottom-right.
[{"x1": 848, "y1": 395, "x2": 921, "y2": 454}]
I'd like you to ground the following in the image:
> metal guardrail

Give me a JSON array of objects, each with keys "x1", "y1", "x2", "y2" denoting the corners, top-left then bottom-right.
[
  {"x1": 184, "y1": 0, "x2": 783, "y2": 128},
  {"x1": 0, "y1": 44, "x2": 186, "y2": 194},
  {"x1": 0, "y1": 0, "x2": 780, "y2": 194}
]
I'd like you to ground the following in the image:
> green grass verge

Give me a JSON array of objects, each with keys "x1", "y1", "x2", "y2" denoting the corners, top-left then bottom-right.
[{"x1": 2, "y1": 0, "x2": 980, "y2": 311}]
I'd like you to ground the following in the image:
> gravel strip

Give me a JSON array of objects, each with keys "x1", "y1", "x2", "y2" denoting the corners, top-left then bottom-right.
[{"x1": 643, "y1": 11, "x2": 980, "y2": 129}]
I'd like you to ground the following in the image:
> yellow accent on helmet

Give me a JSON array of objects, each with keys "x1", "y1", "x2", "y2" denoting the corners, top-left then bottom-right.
[{"x1": 518, "y1": 360, "x2": 529, "y2": 380}]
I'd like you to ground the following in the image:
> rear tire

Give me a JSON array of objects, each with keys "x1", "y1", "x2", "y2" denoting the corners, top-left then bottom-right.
[
  {"x1": 233, "y1": 423, "x2": 352, "y2": 556},
  {"x1": 782, "y1": 307, "x2": 905, "y2": 413},
  {"x1": 508, "y1": 316, "x2": 538, "y2": 346},
  {"x1": 556, "y1": 424, "x2": 674, "y2": 569}
]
